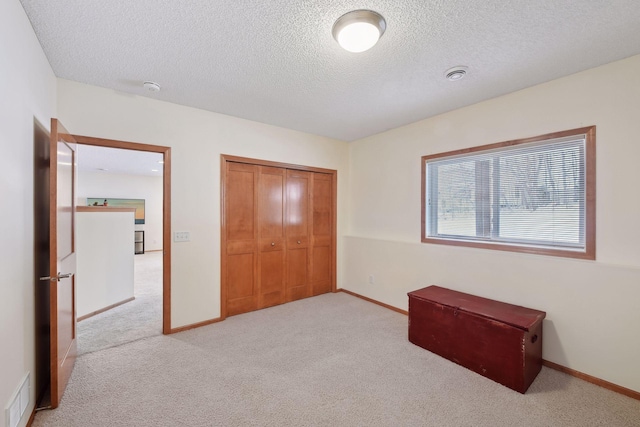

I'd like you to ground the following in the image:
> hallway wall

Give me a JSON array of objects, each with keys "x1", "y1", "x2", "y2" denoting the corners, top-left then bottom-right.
[
  {"x1": 0, "y1": 1, "x2": 57, "y2": 426},
  {"x1": 78, "y1": 170, "x2": 164, "y2": 251}
]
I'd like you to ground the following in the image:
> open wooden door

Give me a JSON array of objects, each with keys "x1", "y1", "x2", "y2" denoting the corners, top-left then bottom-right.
[{"x1": 42, "y1": 119, "x2": 78, "y2": 408}]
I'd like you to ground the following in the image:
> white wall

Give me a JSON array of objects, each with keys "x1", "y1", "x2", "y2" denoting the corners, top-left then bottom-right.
[
  {"x1": 77, "y1": 211, "x2": 135, "y2": 317},
  {"x1": 57, "y1": 79, "x2": 350, "y2": 329},
  {"x1": 78, "y1": 171, "x2": 164, "y2": 251},
  {"x1": 347, "y1": 54, "x2": 640, "y2": 393},
  {"x1": 0, "y1": 1, "x2": 57, "y2": 426}
]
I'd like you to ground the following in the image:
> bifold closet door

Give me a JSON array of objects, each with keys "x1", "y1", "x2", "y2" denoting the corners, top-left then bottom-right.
[
  {"x1": 225, "y1": 162, "x2": 259, "y2": 316},
  {"x1": 224, "y1": 157, "x2": 335, "y2": 317},
  {"x1": 225, "y1": 163, "x2": 287, "y2": 315},
  {"x1": 311, "y1": 173, "x2": 333, "y2": 296},
  {"x1": 257, "y1": 166, "x2": 286, "y2": 308},
  {"x1": 286, "y1": 170, "x2": 311, "y2": 302}
]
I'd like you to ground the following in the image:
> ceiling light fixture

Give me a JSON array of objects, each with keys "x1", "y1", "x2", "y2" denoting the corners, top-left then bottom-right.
[
  {"x1": 445, "y1": 66, "x2": 468, "y2": 81},
  {"x1": 332, "y1": 10, "x2": 386, "y2": 53},
  {"x1": 143, "y1": 81, "x2": 161, "y2": 92}
]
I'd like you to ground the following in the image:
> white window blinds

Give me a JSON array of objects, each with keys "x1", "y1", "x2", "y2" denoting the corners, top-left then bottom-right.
[{"x1": 425, "y1": 135, "x2": 587, "y2": 252}]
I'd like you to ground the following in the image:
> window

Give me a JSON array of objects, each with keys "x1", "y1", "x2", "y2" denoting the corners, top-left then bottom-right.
[{"x1": 421, "y1": 127, "x2": 595, "y2": 259}]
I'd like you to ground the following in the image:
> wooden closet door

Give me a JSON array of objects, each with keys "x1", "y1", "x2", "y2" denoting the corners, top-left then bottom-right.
[
  {"x1": 257, "y1": 166, "x2": 286, "y2": 308},
  {"x1": 286, "y1": 170, "x2": 311, "y2": 302},
  {"x1": 225, "y1": 162, "x2": 259, "y2": 316},
  {"x1": 311, "y1": 172, "x2": 333, "y2": 296},
  {"x1": 222, "y1": 155, "x2": 336, "y2": 318}
]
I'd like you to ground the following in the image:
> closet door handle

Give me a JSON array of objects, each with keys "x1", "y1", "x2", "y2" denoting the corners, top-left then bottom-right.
[
  {"x1": 271, "y1": 242, "x2": 275, "y2": 246},
  {"x1": 297, "y1": 240, "x2": 301, "y2": 244}
]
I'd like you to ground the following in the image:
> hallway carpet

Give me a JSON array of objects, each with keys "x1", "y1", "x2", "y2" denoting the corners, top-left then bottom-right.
[{"x1": 77, "y1": 251, "x2": 163, "y2": 355}]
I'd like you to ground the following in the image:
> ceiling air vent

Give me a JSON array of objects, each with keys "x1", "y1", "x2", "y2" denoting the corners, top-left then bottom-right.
[{"x1": 445, "y1": 66, "x2": 468, "y2": 81}]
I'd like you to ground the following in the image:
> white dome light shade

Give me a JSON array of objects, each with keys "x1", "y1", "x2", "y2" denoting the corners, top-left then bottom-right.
[
  {"x1": 337, "y1": 22, "x2": 380, "y2": 53},
  {"x1": 333, "y1": 10, "x2": 386, "y2": 53}
]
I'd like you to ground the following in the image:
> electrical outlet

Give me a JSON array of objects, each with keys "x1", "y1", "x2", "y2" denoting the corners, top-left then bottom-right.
[
  {"x1": 174, "y1": 231, "x2": 190, "y2": 242},
  {"x1": 368, "y1": 274, "x2": 375, "y2": 285}
]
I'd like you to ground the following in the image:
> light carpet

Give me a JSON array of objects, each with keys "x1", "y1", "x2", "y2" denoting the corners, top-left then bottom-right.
[
  {"x1": 34, "y1": 283, "x2": 639, "y2": 426},
  {"x1": 76, "y1": 251, "x2": 163, "y2": 355}
]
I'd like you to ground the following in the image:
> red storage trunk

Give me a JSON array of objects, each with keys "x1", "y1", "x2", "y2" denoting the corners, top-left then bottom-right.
[{"x1": 408, "y1": 286, "x2": 546, "y2": 393}]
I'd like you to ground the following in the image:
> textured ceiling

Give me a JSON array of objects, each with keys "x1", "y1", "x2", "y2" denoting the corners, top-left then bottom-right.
[{"x1": 20, "y1": 0, "x2": 640, "y2": 141}]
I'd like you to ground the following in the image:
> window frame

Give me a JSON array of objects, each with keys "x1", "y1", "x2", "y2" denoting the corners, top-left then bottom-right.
[{"x1": 421, "y1": 126, "x2": 596, "y2": 260}]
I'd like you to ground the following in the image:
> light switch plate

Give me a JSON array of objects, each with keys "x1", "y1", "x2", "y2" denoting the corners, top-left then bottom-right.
[{"x1": 174, "y1": 231, "x2": 190, "y2": 242}]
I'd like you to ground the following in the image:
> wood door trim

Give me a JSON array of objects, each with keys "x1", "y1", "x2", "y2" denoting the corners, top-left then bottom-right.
[
  {"x1": 220, "y1": 156, "x2": 228, "y2": 320},
  {"x1": 330, "y1": 169, "x2": 337, "y2": 293},
  {"x1": 221, "y1": 155, "x2": 337, "y2": 319},
  {"x1": 71, "y1": 134, "x2": 169, "y2": 153},
  {"x1": 72, "y1": 134, "x2": 172, "y2": 334},
  {"x1": 222, "y1": 154, "x2": 337, "y2": 174}
]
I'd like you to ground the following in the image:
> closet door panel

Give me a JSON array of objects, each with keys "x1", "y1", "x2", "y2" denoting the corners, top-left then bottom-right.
[
  {"x1": 225, "y1": 162, "x2": 259, "y2": 316},
  {"x1": 310, "y1": 254, "x2": 331, "y2": 296},
  {"x1": 286, "y1": 171, "x2": 310, "y2": 236},
  {"x1": 287, "y1": 247, "x2": 310, "y2": 301},
  {"x1": 227, "y1": 254, "x2": 255, "y2": 300},
  {"x1": 311, "y1": 173, "x2": 333, "y2": 296},
  {"x1": 259, "y1": 250, "x2": 284, "y2": 307},
  {"x1": 259, "y1": 167, "x2": 285, "y2": 236},
  {"x1": 226, "y1": 164, "x2": 257, "y2": 241},
  {"x1": 227, "y1": 241, "x2": 254, "y2": 255},
  {"x1": 227, "y1": 253, "x2": 256, "y2": 315},
  {"x1": 312, "y1": 246, "x2": 331, "y2": 294},
  {"x1": 258, "y1": 166, "x2": 286, "y2": 308},
  {"x1": 286, "y1": 170, "x2": 311, "y2": 302},
  {"x1": 312, "y1": 176, "x2": 332, "y2": 236}
]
